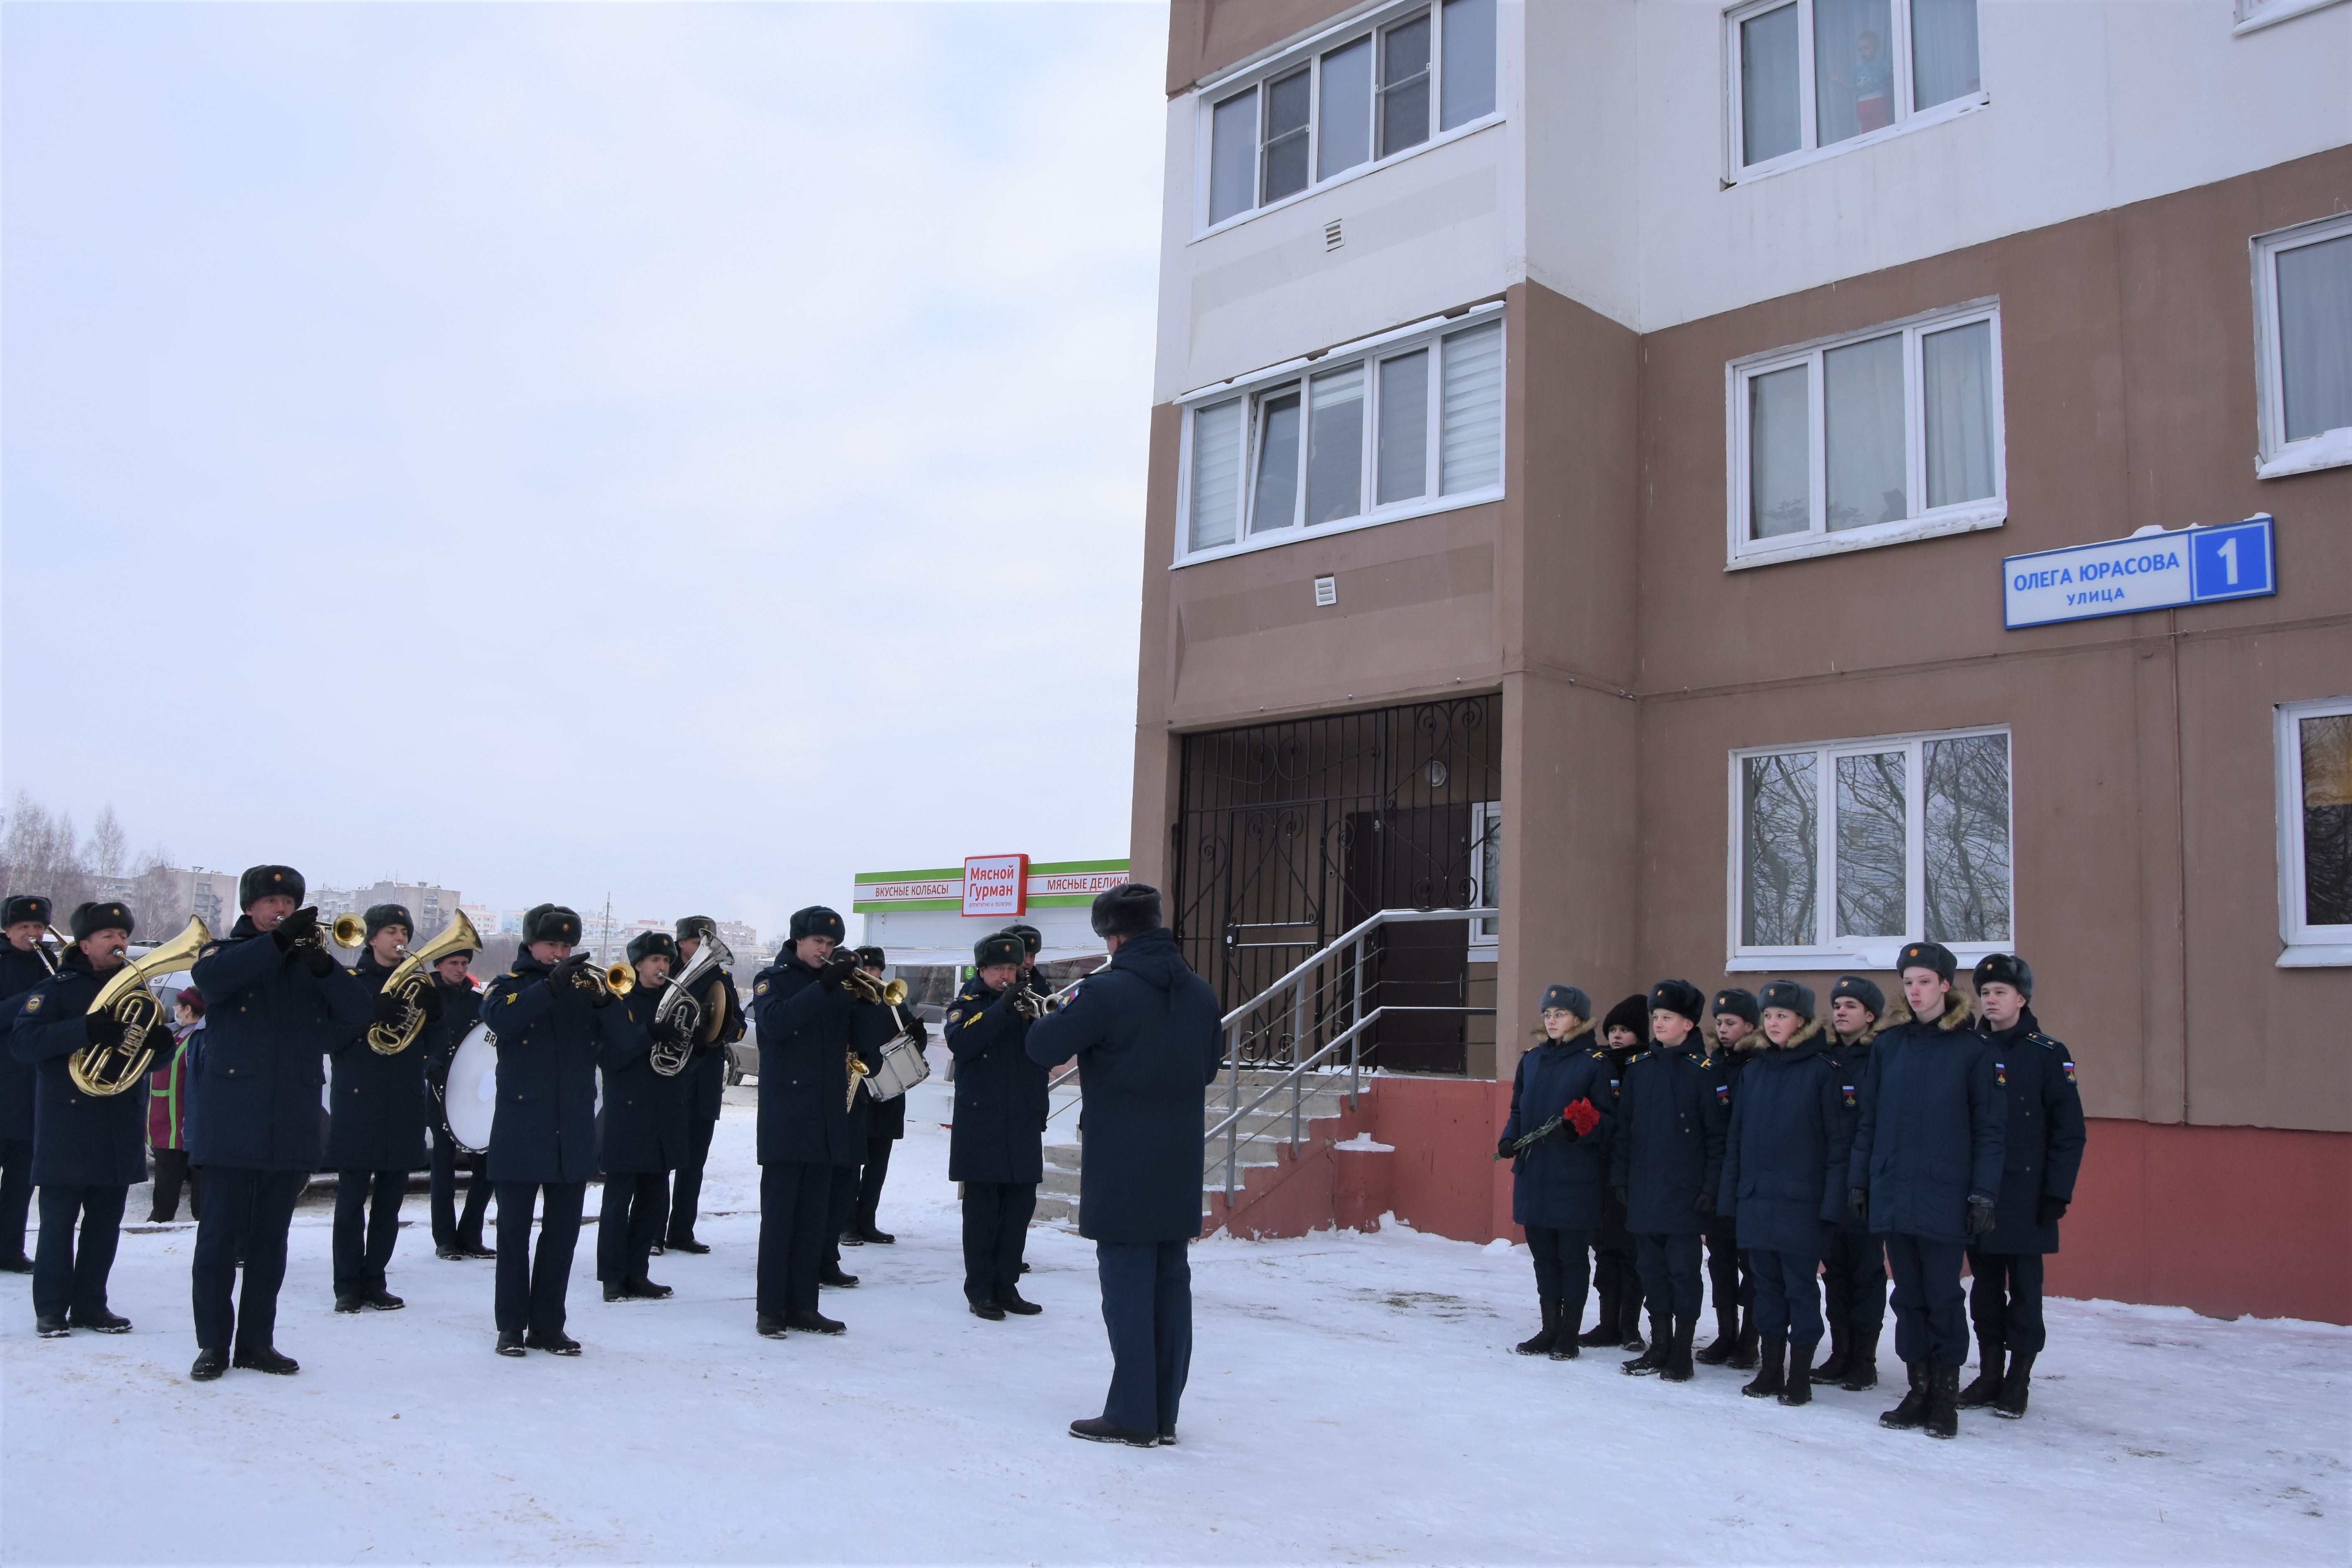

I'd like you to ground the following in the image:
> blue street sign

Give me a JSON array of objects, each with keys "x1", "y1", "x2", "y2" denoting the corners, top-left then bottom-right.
[
  {"x1": 2003, "y1": 514, "x2": 2277, "y2": 629},
  {"x1": 2188, "y1": 516, "x2": 2275, "y2": 603}
]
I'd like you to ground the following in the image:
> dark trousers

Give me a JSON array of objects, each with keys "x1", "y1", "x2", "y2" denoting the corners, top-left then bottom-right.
[
  {"x1": 824, "y1": 1161, "x2": 860, "y2": 1273},
  {"x1": 1746, "y1": 1246, "x2": 1825, "y2": 1347},
  {"x1": 1633, "y1": 1231, "x2": 1704, "y2": 1321},
  {"x1": 598, "y1": 1170, "x2": 669, "y2": 1284},
  {"x1": 493, "y1": 1180, "x2": 585, "y2": 1337},
  {"x1": 1704, "y1": 1221, "x2": 1752, "y2": 1321},
  {"x1": 1525, "y1": 1224, "x2": 1593, "y2": 1317},
  {"x1": 1967, "y1": 1248, "x2": 2048, "y2": 1355},
  {"x1": 191, "y1": 1167, "x2": 306, "y2": 1353},
  {"x1": 1886, "y1": 1231, "x2": 1970, "y2": 1367},
  {"x1": 961, "y1": 1180, "x2": 1037, "y2": 1303},
  {"x1": 1096, "y1": 1238, "x2": 1192, "y2": 1436},
  {"x1": 332, "y1": 1169, "x2": 405, "y2": 1298},
  {"x1": 1821, "y1": 1226, "x2": 1888, "y2": 1330},
  {"x1": 428, "y1": 1131, "x2": 490, "y2": 1248},
  {"x1": 149, "y1": 1146, "x2": 199, "y2": 1222},
  {"x1": 668, "y1": 1114, "x2": 717, "y2": 1244},
  {"x1": 0, "y1": 1136, "x2": 31, "y2": 1259},
  {"x1": 852, "y1": 1137, "x2": 894, "y2": 1233},
  {"x1": 755, "y1": 1160, "x2": 829, "y2": 1317},
  {"x1": 33, "y1": 1183, "x2": 126, "y2": 1320},
  {"x1": 1592, "y1": 1242, "x2": 1633, "y2": 1307}
]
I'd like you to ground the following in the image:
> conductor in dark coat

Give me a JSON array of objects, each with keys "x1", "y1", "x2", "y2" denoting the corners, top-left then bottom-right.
[
  {"x1": 1608, "y1": 979, "x2": 1728, "y2": 1383},
  {"x1": 0, "y1": 893, "x2": 55, "y2": 1273},
  {"x1": 327, "y1": 904, "x2": 439, "y2": 1314},
  {"x1": 597, "y1": 932, "x2": 694, "y2": 1301},
  {"x1": 1497, "y1": 984, "x2": 1614, "y2": 1359},
  {"x1": 1026, "y1": 883, "x2": 1222, "y2": 1448},
  {"x1": 187, "y1": 865, "x2": 371, "y2": 1381},
  {"x1": 946, "y1": 932, "x2": 1051, "y2": 1319}
]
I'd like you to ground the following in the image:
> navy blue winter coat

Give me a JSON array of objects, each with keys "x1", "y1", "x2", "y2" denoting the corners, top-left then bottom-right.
[
  {"x1": 0, "y1": 942, "x2": 48, "y2": 1142},
  {"x1": 8, "y1": 950, "x2": 151, "y2": 1185},
  {"x1": 1717, "y1": 1023, "x2": 1853, "y2": 1255},
  {"x1": 480, "y1": 952, "x2": 631, "y2": 1185},
  {"x1": 1608, "y1": 1042, "x2": 1729, "y2": 1236},
  {"x1": 749, "y1": 954, "x2": 889, "y2": 1167},
  {"x1": 189, "y1": 918, "x2": 371, "y2": 1171},
  {"x1": 599, "y1": 984, "x2": 692, "y2": 1174},
  {"x1": 1976, "y1": 1008, "x2": 2088, "y2": 1255},
  {"x1": 323, "y1": 953, "x2": 432, "y2": 1173},
  {"x1": 681, "y1": 968, "x2": 743, "y2": 1123},
  {"x1": 424, "y1": 973, "x2": 482, "y2": 1141},
  {"x1": 1848, "y1": 991, "x2": 2006, "y2": 1244},
  {"x1": 1823, "y1": 1026, "x2": 1880, "y2": 1235},
  {"x1": 945, "y1": 977, "x2": 1048, "y2": 1185},
  {"x1": 1026, "y1": 927, "x2": 1222, "y2": 1244},
  {"x1": 1500, "y1": 1022, "x2": 1617, "y2": 1233}
]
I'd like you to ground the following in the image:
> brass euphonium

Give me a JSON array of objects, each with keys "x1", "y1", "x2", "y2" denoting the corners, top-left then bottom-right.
[
  {"x1": 650, "y1": 929, "x2": 735, "y2": 1078},
  {"x1": 365, "y1": 909, "x2": 484, "y2": 1056},
  {"x1": 70, "y1": 916, "x2": 214, "y2": 1098}
]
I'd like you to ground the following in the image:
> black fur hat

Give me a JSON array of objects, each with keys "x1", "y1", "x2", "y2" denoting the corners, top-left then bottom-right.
[
  {"x1": 1090, "y1": 882, "x2": 1162, "y2": 939},
  {"x1": 523, "y1": 904, "x2": 583, "y2": 946},
  {"x1": 974, "y1": 933, "x2": 1025, "y2": 968},
  {"x1": 1003, "y1": 922, "x2": 1043, "y2": 956},
  {"x1": 239, "y1": 864, "x2": 305, "y2": 910},
  {"x1": 1759, "y1": 979, "x2": 1816, "y2": 1019},
  {"x1": 68, "y1": 901, "x2": 134, "y2": 941},
  {"x1": 675, "y1": 915, "x2": 717, "y2": 944},
  {"x1": 1972, "y1": 952, "x2": 2034, "y2": 999},
  {"x1": 364, "y1": 904, "x2": 413, "y2": 942},
  {"x1": 854, "y1": 945, "x2": 886, "y2": 969},
  {"x1": 1538, "y1": 984, "x2": 1591, "y2": 1020},
  {"x1": 3, "y1": 895, "x2": 52, "y2": 928},
  {"x1": 788, "y1": 906, "x2": 845, "y2": 943},
  {"x1": 626, "y1": 931, "x2": 678, "y2": 967},
  {"x1": 1711, "y1": 987, "x2": 1760, "y2": 1026},
  {"x1": 1601, "y1": 994, "x2": 1650, "y2": 1043},
  {"x1": 1649, "y1": 979, "x2": 1705, "y2": 1024},
  {"x1": 1898, "y1": 941, "x2": 1957, "y2": 983},
  {"x1": 1829, "y1": 975, "x2": 1886, "y2": 1017}
]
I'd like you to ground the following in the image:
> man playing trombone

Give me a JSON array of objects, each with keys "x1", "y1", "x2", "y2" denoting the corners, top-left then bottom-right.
[{"x1": 0, "y1": 893, "x2": 55, "y2": 1273}]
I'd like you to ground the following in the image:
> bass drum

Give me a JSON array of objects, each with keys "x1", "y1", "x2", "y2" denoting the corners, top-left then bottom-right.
[{"x1": 444, "y1": 1022, "x2": 499, "y2": 1155}]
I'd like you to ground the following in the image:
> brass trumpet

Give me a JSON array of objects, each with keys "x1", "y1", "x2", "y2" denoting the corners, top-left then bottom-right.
[
  {"x1": 840, "y1": 968, "x2": 908, "y2": 1008},
  {"x1": 564, "y1": 957, "x2": 636, "y2": 1001},
  {"x1": 284, "y1": 908, "x2": 366, "y2": 952},
  {"x1": 70, "y1": 917, "x2": 214, "y2": 1097},
  {"x1": 364, "y1": 910, "x2": 484, "y2": 1056}
]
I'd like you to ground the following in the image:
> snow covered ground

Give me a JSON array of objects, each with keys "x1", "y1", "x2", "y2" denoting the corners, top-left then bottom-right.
[{"x1": 3, "y1": 1079, "x2": 2346, "y2": 1566}]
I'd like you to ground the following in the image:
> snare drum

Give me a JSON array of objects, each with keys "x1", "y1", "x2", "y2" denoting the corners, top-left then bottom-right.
[{"x1": 863, "y1": 1029, "x2": 931, "y2": 1102}]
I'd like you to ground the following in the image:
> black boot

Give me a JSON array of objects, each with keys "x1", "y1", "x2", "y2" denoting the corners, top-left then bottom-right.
[
  {"x1": 1621, "y1": 1315, "x2": 1669, "y2": 1376},
  {"x1": 1548, "y1": 1304, "x2": 1581, "y2": 1360},
  {"x1": 1729, "y1": 1310, "x2": 1761, "y2": 1370},
  {"x1": 1880, "y1": 1362, "x2": 1930, "y2": 1429},
  {"x1": 1661, "y1": 1317, "x2": 1697, "y2": 1382},
  {"x1": 1812, "y1": 1322, "x2": 1851, "y2": 1384},
  {"x1": 1576, "y1": 1285, "x2": 1621, "y2": 1348},
  {"x1": 233, "y1": 1345, "x2": 300, "y2": 1375},
  {"x1": 755, "y1": 1315, "x2": 789, "y2": 1339},
  {"x1": 1924, "y1": 1364, "x2": 1961, "y2": 1438},
  {"x1": 1840, "y1": 1324, "x2": 1882, "y2": 1391},
  {"x1": 1956, "y1": 1341, "x2": 2005, "y2": 1407},
  {"x1": 1780, "y1": 1341, "x2": 1816, "y2": 1406},
  {"x1": 1994, "y1": 1350, "x2": 2036, "y2": 1419},
  {"x1": 1741, "y1": 1336, "x2": 1786, "y2": 1398},
  {"x1": 1618, "y1": 1290, "x2": 1644, "y2": 1350},
  {"x1": 1515, "y1": 1296, "x2": 1561, "y2": 1356},
  {"x1": 785, "y1": 1309, "x2": 845, "y2": 1334},
  {"x1": 1694, "y1": 1302, "x2": 1739, "y2": 1364},
  {"x1": 190, "y1": 1347, "x2": 228, "y2": 1380},
  {"x1": 495, "y1": 1332, "x2": 526, "y2": 1358}
]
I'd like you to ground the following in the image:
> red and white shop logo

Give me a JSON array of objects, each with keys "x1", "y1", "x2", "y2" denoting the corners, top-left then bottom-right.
[{"x1": 962, "y1": 854, "x2": 1029, "y2": 918}]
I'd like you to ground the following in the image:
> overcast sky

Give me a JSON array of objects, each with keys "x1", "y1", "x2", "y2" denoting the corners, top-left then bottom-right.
[{"x1": 3, "y1": 1, "x2": 1167, "y2": 945}]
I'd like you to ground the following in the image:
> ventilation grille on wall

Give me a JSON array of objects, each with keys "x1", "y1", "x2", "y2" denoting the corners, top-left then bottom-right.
[{"x1": 1324, "y1": 219, "x2": 1344, "y2": 252}]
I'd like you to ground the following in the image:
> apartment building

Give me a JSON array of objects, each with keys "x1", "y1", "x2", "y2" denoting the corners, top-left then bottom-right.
[{"x1": 1129, "y1": 0, "x2": 2350, "y2": 1321}]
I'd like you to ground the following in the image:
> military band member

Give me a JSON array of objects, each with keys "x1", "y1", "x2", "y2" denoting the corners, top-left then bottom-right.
[
  {"x1": 1577, "y1": 994, "x2": 1649, "y2": 1349},
  {"x1": 328, "y1": 904, "x2": 440, "y2": 1314},
  {"x1": 1611, "y1": 980, "x2": 1727, "y2": 1383},
  {"x1": 426, "y1": 947, "x2": 493, "y2": 1259},
  {"x1": 187, "y1": 865, "x2": 370, "y2": 1382},
  {"x1": 481, "y1": 904, "x2": 626, "y2": 1357},
  {"x1": 844, "y1": 945, "x2": 921, "y2": 1246},
  {"x1": 9, "y1": 902, "x2": 149, "y2": 1337},
  {"x1": 665, "y1": 915, "x2": 743, "y2": 1256},
  {"x1": 1957, "y1": 953, "x2": 2085, "y2": 1420},
  {"x1": 1696, "y1": 987, "x2": 1761, "y2": 1370},
  {"x1": 1814, "y1": 974, "x2": 1890, "y2": 1389},
  {"x1": 946, "y1": 933, "x2": 1051, "y2": 1320},
  {"x1": 1499, "y1": 984, "x2": 1614, "y2": 1359},
  {"x1": 1848, "y1": 941, "x2": 2004, "y2": 1439},
  {"x1": 599, "y1": 932, "x2": 693, "y2": 1302},
  {"x1": 0, "y1": 893, "x2": 55, "y2": 1272}
]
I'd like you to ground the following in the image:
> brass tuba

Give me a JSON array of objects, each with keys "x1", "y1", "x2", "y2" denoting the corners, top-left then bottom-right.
[
  {"x1": 70, "y1": 916, "x2": 214, "y2": 1098},
  {"x1": 650, "y1": 928, "x2": 734, "y2": 1078},
  {"x1": 365, "y1": 910, "x2": 484, "y2": 1056}
]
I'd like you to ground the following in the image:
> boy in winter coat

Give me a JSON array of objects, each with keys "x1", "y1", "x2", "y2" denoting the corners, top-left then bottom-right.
[
  {"x1": 148, "y1": 989, "x2": 204, "y2": 1223},
  {"x1": 1498, "y1": 984, "x2": 1615, "y2": 1359},
  {"x1": 1718, "y1": 980, "x2": 1853, "y2": 1404},
  {"x1": 1697, "y1": 989, "x2": 1764, "y2": 1368},
  {"x1": 1578, "y1": 995, "x2": 1650, "y2": 1349},
  {"x1": 1814, "y1": 974, "x2": 1891, "y2": 1389},
  {"x1": 1957, "y1": 953, "x2": 2085, "y2": 1419},
  {"x1": 1610, "y1": 980, "x2": 1728, "y2": 1383}
]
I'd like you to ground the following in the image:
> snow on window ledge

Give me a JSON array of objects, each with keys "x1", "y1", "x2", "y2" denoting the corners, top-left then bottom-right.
[
  {"x1": 2234, "y1": 0, "x2": 2349, "y2": 36},
  {"x1": 1726, "y1": 946, "x2": 2005, "y2": 974},
  {"x1": 1726, "y1": 506, "x2": 2007, "y2": 572},
  {"x1": 2277, "y1": 942, "x2": 2352, "y2": 969},
  {"x1": 2258, "y1": 427, "x2": 2352, "y2": 480}
]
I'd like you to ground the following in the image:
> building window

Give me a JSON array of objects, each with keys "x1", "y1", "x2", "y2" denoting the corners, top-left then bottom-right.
[
  {"x1": 1727, "y1": 0, "x2": 1984, "y2": 179},
  {"x1": 2277, "y1": 697, "x2": 2352, "y2": 967},
  {"x1": 2253, "y1": 213, "x2": 2352, "y2": 479},
  {"x1": 1728, "y1": 301, "x2": 2004, "y2": 567},
  {"x1": 1731, "y1": 727, "x2": 2011, "y2": 970},
  {"x1": 1199, "y1": 0, "x2": 1499, "y2": 234},
  {"x1": 1181, "y1": 311, "x2": 1504, "y2": 562},
  {"x1": 1469, "y1": 800, "x2": 1500, "y2": 947}
]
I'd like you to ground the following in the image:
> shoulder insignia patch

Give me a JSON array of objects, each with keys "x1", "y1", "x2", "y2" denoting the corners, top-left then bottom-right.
[
  {"x1": 22, "y1": 994, "x2": 40, "y2": 1013},
  {"x1": 948, "y1": 1009, "x2": 963, "y2": 1024},
  {"x1": 755, "y1": 979, "x2": 770, "y2": 996},
  {"x1": 1714, "y1": 1083, "x2": 1730, "y2": 1102},
  {"x1": 2061, "y1": 1061, "x2": 2077, "y2": 1083},
  {"x1": 1994, "y1": 1062, "x2": 2007, "y2": 1086},
  {"x1": 1842, "y1": 1087, "x2": 1857, "y2": 1107},
  {"x1": 200, "y1": 944, "x2": 220, "y2": 959}
]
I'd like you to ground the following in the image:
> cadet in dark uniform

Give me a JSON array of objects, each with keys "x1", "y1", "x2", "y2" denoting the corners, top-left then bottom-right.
[
  {"x1": 1498, "y1": 984, "x2": 1614, "y2": 1359},
  {"x1": 1848, "y1": 940, "x2": 2004, "y2": 1439},
  {"x1": 665, "y1": 915, "x2": 743, "y2": 1256},
  {"x1": 748, "y1": 906, "x2": 872, "y2": 1339},
  {"x1": 0, "y1": 893, "x2": 54, "y2": 1272},
  {"x1": 426, "y1": 947, "x2": 493, "y2": 1258},
  {"x1": 844, "y1": 945, "x2": 922, "y2": 1246},
  {"x1": 1609, "y1": 979, "x2": 1727, "y2": 1383},
  {"x1": 188, "y1": 864, "x2": 370, "y2": 1382},
  {"x1": 946, "y1": 932, "x2": 1051, "y2": 1320},
  {"x1": 1027, "y1": 884, "x2": 1222, "y2": 1447},
  {"x1": 480, "y1": 904, "x2": 627, "y2": 1357},
  {"x1": 1814, "y1": 974, "x2": 1890, "y2": 1390},
  {"x1": 1696, "y1": 987, "x2": 1761, "y2": 1370},
  {"x1": 327, "y1": 903, "x2": 439, "y2": 1313},
  {"x1": 598, "y1": 932, "x2": 694, "y2": 1302},
  {"x1": 9, "y1": 902, "x2": 149, "y2": 1337},
  {"x1": 1957, "y1": 953, "x2": 2086, "y2": 1419},
  {"x1": 1717, "y1": 980, "x2": 1851, "y2": 1404},
  {"x1": 1576, "y1": 994, "x2": 1649, "y2": 1350}
]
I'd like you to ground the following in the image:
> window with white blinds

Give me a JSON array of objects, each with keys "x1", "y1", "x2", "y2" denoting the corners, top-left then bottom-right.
[{"x1": 1181, "y1": 311, "x2": 1506, "y2": 563}]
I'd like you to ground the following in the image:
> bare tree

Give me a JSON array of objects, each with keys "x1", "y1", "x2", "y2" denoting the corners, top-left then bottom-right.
[
  {"x1": 0, "y1": 793, "x2": 97, "y2": 917},
  {"x1": 89, "y1": 806, "x2": 128, "y2": 879}
]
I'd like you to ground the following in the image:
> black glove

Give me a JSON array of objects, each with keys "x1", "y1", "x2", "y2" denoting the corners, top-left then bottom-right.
[
  {"x1": 83, "y1": 1011, "x2": 132, "y2": 1050},
  {"x1": 1611, "y1": 1185, "x2": 1629, "y2": 1208},
  {"x1": 1966, "y1": 1195, "x2": 1997, "y2": 1238},
  {"x1": 1496, "y1": 1135, "x2": 1516, "y2": 1159},
  {"x1": 1693, "y1": 1191, "x2": 1716, "y2": 1219},
  {"x1": 301, "y1": 946, "x2": 339, "y2": 978},
  {"x1": 548, "y1": 954, "x2": 590, "y2": 996},
  {"x1": 1848, "y1": 1187, "x2": 1869, "y2": 1223},
  {"x1": 373, "y1": 990, "x2": 411, "y2": 1026},
  {"x1": 274, "y1": 906, "x2": 319, "y2": 953},
  {"x1": 2036, "y1": 1194, "x2": 2069, "y2": 1225},
  {"x1": 819, "y1": 950, "x2": 859, "y2": 989},
  {"x1": 416, "y1": 985, "x2": 444, "y2": 1022},
  {"x1": 657, "y1": 1013, "x2": 695, "y2": 1049}
]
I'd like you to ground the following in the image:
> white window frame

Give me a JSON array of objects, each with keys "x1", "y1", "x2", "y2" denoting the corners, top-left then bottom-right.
[
  {"x1": 1173, "y1": 303, "x2": 1506, "y2": 567},
  {"x1": 2251, "y1": 213, "x2": 2352, "y2": 480},
  {"x1": 1726, "y1": 724, "x2": 2014, "y2": 973},
  {"x1": 2233, "y1": 0, "x2": 2349, "y2": 35},
  {"x1": 1190, "y1": 0, "x2": 1505, "y2": 241},
  {"x1": 2275, "y1": 696, "x2": 2352, "y2": 968},
  {"x1": 1469, "y1": 798, "x2": 1500, "y2": 949},
  {"x1": 1725, "y1": 299, "x2": 2006, "y2": 569},
  {"x1": 1722, "y1": 0, "x2": 1990, "y2": 186}
]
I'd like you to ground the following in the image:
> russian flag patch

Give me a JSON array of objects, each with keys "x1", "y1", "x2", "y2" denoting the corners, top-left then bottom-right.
[
  {"x1": 1714, "y1": 1084, "x2": 1730, "y2": 1102},
  {"x1": 2062, "y1": 1062, "x2": 2077, "y2": 1083}
]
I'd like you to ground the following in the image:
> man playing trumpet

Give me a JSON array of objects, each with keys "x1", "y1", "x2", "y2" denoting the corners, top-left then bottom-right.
[{"x1": 328, "y1": 903, "x2": 442, "y2": 1314}]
